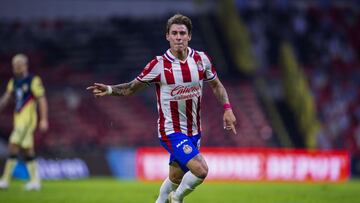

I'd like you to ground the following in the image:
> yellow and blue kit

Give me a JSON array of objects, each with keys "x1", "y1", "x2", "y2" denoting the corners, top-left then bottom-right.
[{"x1": 6, "y1": 74, "x2": 45, "y2": 148}]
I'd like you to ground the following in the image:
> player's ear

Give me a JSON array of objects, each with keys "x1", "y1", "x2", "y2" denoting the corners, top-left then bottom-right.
[{"x1": 188, "y1": 34, "x2": 192, "y2": 41}]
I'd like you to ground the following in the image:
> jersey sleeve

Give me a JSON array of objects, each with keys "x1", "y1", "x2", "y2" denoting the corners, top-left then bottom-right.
[
  {"x1": 31, "y1": 76, "x2": 45, "y2": 98},
  {"x1": 136, "y1": 57, "x2": 161, "y2": 84},
  {"x1": 6, "y1": 79, "x2": 14, "y2": 93},
  {"x1": 201, "y1": 52, "x2": 217, "y2": 82}
]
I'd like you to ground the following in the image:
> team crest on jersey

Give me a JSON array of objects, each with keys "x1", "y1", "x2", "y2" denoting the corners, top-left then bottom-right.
[
  {"x1": 196, "y1": 61, "x2": 204, "y2": 71},
  {"x1": 183, "y1": 144, "x2": 193, "y2": 154},
  {"x1": 22, "y1": 84, "x2": 29, "y2": 92}
]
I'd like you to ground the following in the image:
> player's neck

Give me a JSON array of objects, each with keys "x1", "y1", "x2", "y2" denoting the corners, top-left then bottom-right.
[
  {"x1": 15, "y1": 72, "x2": 28, "y2": 79},
  {"x1": 170, "y1": 48, "x2": 188, "y2": 61}
]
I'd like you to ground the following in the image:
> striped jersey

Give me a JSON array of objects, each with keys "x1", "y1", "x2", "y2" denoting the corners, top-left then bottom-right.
[{"x1": 136, "y1": 47, "x2": 217, "y2": 139}]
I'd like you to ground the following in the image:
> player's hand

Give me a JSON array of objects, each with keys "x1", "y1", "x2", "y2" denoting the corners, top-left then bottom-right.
[
  {"x1": 223, "y1": 109, "x2": 237, "y2": 134},
  {"x1": 86, "y1": 83, "x2": 110, "y2": 97},
  {"x1": 39, "y1": 119, "x2": 49, "y2": 132}
]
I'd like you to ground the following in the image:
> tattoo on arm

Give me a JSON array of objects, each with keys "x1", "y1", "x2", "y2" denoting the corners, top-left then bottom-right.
[
  {"x1": 211, "y1": 80, "x2": 230, "y2": 104},
  {"x1": 111, "y1": 82, "x2": 133, "y2": 96},
  {"x1": 111, "y1": 79, "x2": 145, "y2": 96}
]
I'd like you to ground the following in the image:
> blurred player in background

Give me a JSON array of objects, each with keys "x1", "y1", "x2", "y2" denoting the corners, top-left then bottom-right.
[
  {"x1": 87, "y1": 14, "x2": 236, "y2": 203},
  {"x1": 0, "y1": 54, "x2": 49, "y2": 190}
]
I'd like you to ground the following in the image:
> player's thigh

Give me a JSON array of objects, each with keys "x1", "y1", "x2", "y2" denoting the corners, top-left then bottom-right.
[
  {"x1": 22, "y1": 127, "x2": 35, "y2": 150},
  {"x1": 169, "y1": 162, "x2": 185, "y2": 184},
  {"x1": 160, "y1": 133, "x2": 200, "y2": 172},
  {"x1": 9, "y1": 127, "x2": 25, "y2": 146},
  {"x1": 186, "y1": 154, "x2": 208, "y2": 178},
  {"x1": 10, "y1": 125, "x2": 35, "y2": 150}
]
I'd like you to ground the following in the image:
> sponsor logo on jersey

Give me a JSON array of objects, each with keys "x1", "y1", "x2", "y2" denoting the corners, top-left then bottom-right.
[
  {"x1": 170, "y1": 84, "x2": 202, "y2": 100},
  {"x1": 176, "y1": 139, "x2": 188, "y2": 148},
  {"x1": 171, "y1": 84, "x2": 201, "y2": 97}
]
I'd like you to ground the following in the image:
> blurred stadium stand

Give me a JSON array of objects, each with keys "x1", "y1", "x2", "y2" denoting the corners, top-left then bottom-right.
[
  {"x1": 0, "y1": 0, "x2": 359, "y2": 175},
  {"x1": 237, "y1": 1, "x2": 360, "y2": 152},
  {"x1": 235, "y1": 0, "x2": 360, "y2": 174}
]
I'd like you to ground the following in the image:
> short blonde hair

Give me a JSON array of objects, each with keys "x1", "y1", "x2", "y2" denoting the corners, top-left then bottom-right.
[{"x1": 12, "y1": 53, "x2": 28, "y2": 65}]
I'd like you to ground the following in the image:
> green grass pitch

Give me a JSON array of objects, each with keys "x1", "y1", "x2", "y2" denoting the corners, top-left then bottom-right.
[{"x1": 1, "y1": 178, "x2": 359, "y2": 203}]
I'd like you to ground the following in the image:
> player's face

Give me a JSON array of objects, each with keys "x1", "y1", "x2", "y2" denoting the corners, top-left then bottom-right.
[
  {"x1": 166, "y1": 24, "x2": 191, "y2": 54},
  {"x1": 12, "y1": 59, "x2": 28, "y2": 77}
]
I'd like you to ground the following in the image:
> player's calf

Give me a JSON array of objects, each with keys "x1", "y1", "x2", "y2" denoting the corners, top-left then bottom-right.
[
  {"x1": 156, "y1": 177, "x2": 179, "y2": 203},
  {"x1": 0, "y1": 154, "x2": 18, "y2": 189},
  {"x1": 172, "y1": 171, "x2": 204, "y2": 202},
  {"x1": 170, "y1": 155, "x2": 207, "y2": 202}
]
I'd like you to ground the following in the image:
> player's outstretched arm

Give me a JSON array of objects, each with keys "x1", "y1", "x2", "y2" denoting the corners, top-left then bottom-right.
[
  {"x1": 208, "y1": 77, "x2": 237, "y2": 134},
  {"x1": 0, "y1": 92, "x2": 11, "y2": 113},
  {"x1": 86, "y1": 79, "x2": 146, "y2": 97}
]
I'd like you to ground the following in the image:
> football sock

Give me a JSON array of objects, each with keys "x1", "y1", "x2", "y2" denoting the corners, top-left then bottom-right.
[
  {"x1": 1, "y1": 158, "x2": 17, "y2": 182},
  {"x1": 173, "y1": 171, "x2": 204, "y2": 200},
  {"x1": 26, "y1": 157, "x2": 40, "y2": 183},
  {"x1": 155, "y1": 177, "x2": 179, "y2": 203}
]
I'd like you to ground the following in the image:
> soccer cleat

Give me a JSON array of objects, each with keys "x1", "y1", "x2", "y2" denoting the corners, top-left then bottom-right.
[
  {"x1": 0, "y1": 180, "x2": 9, "y2": 189},
  {"x1": 168, "y1": 191, "x2": 184, "y2": 203},
  {"x1": 24, "y1": 181, "x2": 41, "y2": 191}
]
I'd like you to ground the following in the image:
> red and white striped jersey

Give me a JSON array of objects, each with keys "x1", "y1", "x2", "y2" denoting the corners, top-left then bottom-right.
[{"x1": 136, "y1": 47, "x2": 217, "y2": 139}]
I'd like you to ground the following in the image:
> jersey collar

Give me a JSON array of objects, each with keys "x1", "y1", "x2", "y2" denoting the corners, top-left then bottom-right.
[{"x1": 164, "y1": 47, "x2": 194, "y2": 63}]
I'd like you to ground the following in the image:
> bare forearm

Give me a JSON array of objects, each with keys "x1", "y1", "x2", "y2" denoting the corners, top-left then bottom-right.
[
  {"x1": 38, "y1": 96, "x2": 48, "y2": 121},
  {"x1": 209, "y1": 78, "x2": 237, "y2": 134},
  {"x1": 0, "y1": 100, "x2": 6, "y2": 112},
  {"x1": 0, "y1": 92, "x2": 11, "y2": 112},
  {"x1": 111, "y1": 82, "x2": 134, "y2": 96},
  {"x1": 211, "y1": 82, "x2": 230, "y2": 105},
  {"x1": 87, "y1": 79, "x2": 145, "y2": 98},
  {"x1": 0, "y1": 98, "x2": 6, "y2": 112},
  {"x1": 110, "y1": 79, "x2": 145, "y2": 96}
]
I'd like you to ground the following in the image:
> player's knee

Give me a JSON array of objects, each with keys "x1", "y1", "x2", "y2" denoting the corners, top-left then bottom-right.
[
  {"x1": 169, "y1": 173, "x2": 183, "y2": 184},
  {"x1": 187, "y1": 155, "x2": 209, "y2": 179},
  {"x1": 192, "y1": 164, "x2": 208, "y2": 179},
  {"x1": 8, "y1": 144, "x2": 19, "y2": 154},
  {"x1": 198, "y1": 166, "x2": 208, "y2": 179}
]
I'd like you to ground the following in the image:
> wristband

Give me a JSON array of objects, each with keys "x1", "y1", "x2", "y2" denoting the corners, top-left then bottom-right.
[
  {"x1": 223, "y1": 103, "x2": 232, "y2": 110},
  {"x1": 106, "y1": 85, "x2": 113, "y2": 95}
]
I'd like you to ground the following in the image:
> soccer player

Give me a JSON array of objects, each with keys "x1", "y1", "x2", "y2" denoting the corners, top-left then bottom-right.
[
  {"x1": 0, "y1": 54, "x2": 49, "y2": 190},
  {"x1": 87, "y1": 14, "x2": 237, "y2": 203}
]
